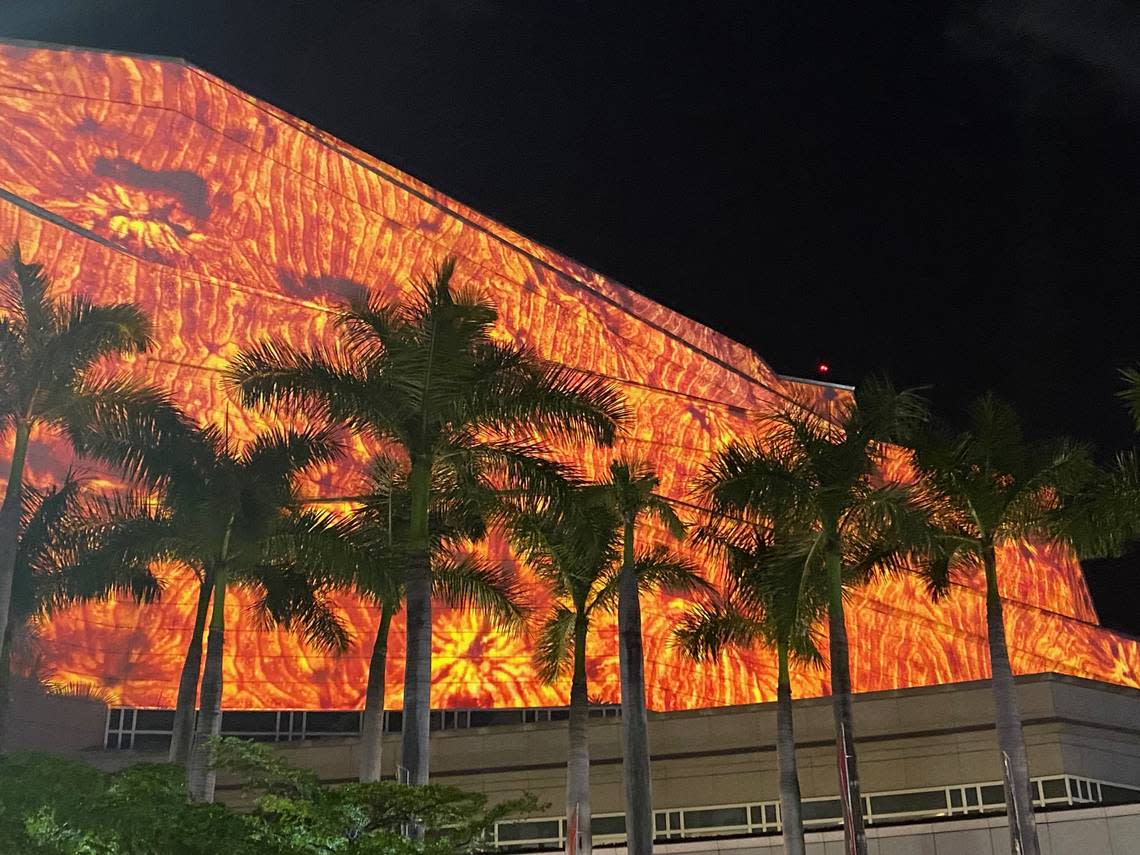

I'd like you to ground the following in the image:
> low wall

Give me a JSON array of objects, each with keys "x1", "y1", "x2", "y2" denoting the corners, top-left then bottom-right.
[{"x1": 596, "y1": 803, "x2": 1140, "y2": 855}]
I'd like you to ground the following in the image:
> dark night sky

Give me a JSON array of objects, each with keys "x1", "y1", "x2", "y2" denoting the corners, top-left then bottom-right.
[{"x1": 2, "y1": 1, "x2": 1139, "y2": 631}]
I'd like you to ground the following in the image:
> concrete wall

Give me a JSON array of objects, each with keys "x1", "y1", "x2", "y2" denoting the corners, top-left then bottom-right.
[
  {"x1": 4, "y1": 677, "x2": 105, "y2": 754},
  {"x1": 595, "y1": 803, "x2": 1140, "y2": 855},
  {"x1": 249, "y1": 675, "x2": 1140, "y2": 815}
]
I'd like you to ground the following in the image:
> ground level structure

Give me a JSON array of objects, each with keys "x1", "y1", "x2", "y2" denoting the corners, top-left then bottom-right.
[{"x1": 12, "y1": 673, "x2": 1140, "y2": 851}]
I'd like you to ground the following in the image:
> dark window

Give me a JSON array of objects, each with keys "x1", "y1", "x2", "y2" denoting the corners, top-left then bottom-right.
[
  {"x1": 655, "y1": 814, "x2": 667, "y2": 832},
  {"x1": 549, "y1": 710, "x2": 569, "y2": 722},
  {"x1": 385, "y1": 712, "x2": 403, "y2": 732},
  {"x1": 593, "y1": 816, "x2": 625, "y2": 835},
  {"x1": 220, "y1": 711, "x2": 276, "y2": 733},
  {"x1": 801, "y1": 800, "x2": 842, "y2": 822},
  {"x1": 108, "y1": 709, "x2": 122, "y2": 729},
  {"x1": 305, "y1": 711, "x2": 360, "y2": 733},
  {"x1": 950, "y1": 789, "x2": 963, "y2": 807},
  {"x1": 1101, "y1": 784, "x2": 1140, "y2": 805},
  {"x1": 749, "y1": 806, "x2": 762, "y2": 825},
  {"x1": 497, "y1": 820, "x2": 560, "y2": 843},
  {"x1": 132, "y1": 733, "x2": 171, "y2": 752},
  {"x1": 764, "y1": 804, "x2": 777, "y2": 823},
  {"x1": 135, "y1": 709, "x2": 175, "y2": 730},
  {"x1": 469, "y1": 710, "x2": 516, "y2": 728},
  {"x1": 683, "y1": 807, "x2": 747, "y2": 829},
  {"x1": 980, "y1": 785, "x2": 1005, "y2": 806},
  {"x1": 869, "y1": 790, "x2": 947, "y2": 816},
  {"x1": 965, "y1": 788, "x2": 979, "y2": 806},
  {"x1": 1041, "y1": 778, "x2": 1068, "y2": 800}
]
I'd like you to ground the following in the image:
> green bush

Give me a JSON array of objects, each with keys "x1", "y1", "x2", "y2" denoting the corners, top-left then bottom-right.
[{"x1": 0, "y1": 741, "x2": 541, "y2": 855}]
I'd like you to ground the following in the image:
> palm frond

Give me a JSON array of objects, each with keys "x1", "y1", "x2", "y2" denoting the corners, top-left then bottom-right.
[
  {"x1": 533, "y1": 604, "x2": 576, "y2": 684},
  {"x1": 432, "y1": 552, "x2": 529, "y2": 632},
  {"x1": 672, "y1": 599, "x2": 762, "y2": 662}
]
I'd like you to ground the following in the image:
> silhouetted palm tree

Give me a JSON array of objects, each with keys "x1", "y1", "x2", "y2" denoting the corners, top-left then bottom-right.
[
  {"x1": 911, "y1": 395, "x2": 1108, "y2": 855},
  {"x1": 677, "y1": 503, "x2": 827, "y2": 855},
  {"x1": 0, "y1": 244, "x2": 160, "y2": 658},
  {"x1": 83, "y1": 410, "x2": 349, "y2": 801},
  {"x1": 510, "y1": 488, "x2": 704, "y2": 855},
  {"x1": 228, "y1": 257, "x2": 626, "y2": 784},
  {"x1": 0, "y1": 476, "x2": 160, "y2": 751},
  {"x1": 590, "y1": 458, "x2": 686, "y2": 855},
  {"x1": 695, "y1": 380, "x2": 932, "y2": 855},
  {"x1": 299, "y1": 456, "x2": 529, "y2": 782}
]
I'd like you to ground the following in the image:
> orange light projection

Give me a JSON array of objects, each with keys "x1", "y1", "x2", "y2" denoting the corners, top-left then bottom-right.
[{"x1": 1, "y1": 42, "x2": 1138, "y2": 711}]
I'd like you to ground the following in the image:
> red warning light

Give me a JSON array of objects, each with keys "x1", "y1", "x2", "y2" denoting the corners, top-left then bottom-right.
[{"x1": 817, "y1": 362, "x2": 830, "y2": 375}]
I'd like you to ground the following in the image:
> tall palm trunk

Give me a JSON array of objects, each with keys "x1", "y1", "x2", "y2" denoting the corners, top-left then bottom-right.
[
  {"x1": 775, "y1": 640, "x2": 806, "y2": 855},
  {"x1": 617, "y1": 518, "x2": 653, "y2": 855},
  {"x1": 826, "y1": 552, "x2": 866, "y2": 855},
  {"x1": 0, "y1": 629, "x2": 11, "y2": 754},
  {"x1": 401, "y1": 456, "x2": 433, "y2": 786},
  {"x1": 360, "y1": 599, "x2": 395, "y2": 782},
  {"x1": 566, "y1": 612, "x2": 592, "y2": 855},
  {"x1": 0, "y1": 420, "x2": 30, "y2": 655},
  {"x1": 984, "y1": 546, "x2": 1040, "y2": 855},
  {"x1": 188, "y1": 569, "x2": 226, "y2": 802},
  {"x1": 169, "y1": 573, "x2": 213, "y2": 763}
]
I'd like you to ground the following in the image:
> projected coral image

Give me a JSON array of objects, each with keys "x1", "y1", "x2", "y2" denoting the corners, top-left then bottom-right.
[{"x1": 1, "y1": 43, "x2": 1137, "y2": 711}]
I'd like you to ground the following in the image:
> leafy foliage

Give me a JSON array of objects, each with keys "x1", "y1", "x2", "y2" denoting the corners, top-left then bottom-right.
[{"x1": 0, "y1": 744, "x2": 540, "y2": 855}]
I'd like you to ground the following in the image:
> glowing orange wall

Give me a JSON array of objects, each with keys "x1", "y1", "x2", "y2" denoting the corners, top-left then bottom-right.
[{"x1": 0, "y1": 42, "x2": 1137, "y2": 711}]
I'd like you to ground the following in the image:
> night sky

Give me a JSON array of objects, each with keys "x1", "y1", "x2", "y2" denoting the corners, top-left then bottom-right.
[{"x1": 2, "y1": 1, "x2": 1138, "y2": 631}]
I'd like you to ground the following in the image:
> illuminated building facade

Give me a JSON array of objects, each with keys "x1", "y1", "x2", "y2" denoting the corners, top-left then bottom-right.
[{"x1": 1, "y1": 41, "x2": 1139, "y2": 719}]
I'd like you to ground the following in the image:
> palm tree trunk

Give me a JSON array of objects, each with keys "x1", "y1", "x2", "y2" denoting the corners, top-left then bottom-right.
[
  {"x1": 169, "y1": 572, "x2": 213, "y2": 763},
  {"x1": 360, "y1": 598, "x2": 395, "y2": 783},
  {"x1": 187, "y1": 569, "x2": 226, "y2": 803},
  {"x1": 566, "y1": 612, "x2": 592, "y2": 855},
  {"x1": 983, "y1": 546, "x2": 1040, "y2": 855},
  {"x1": 617, "y1": 518, "x2": 653, "y2": 855},
  {"x1": 826, "y1": 552, "x2": 866, "y2": 855},
  {"x1": 401, "y1": 455, "x2": 433, "y2": 787},
  {"x1": 0, "y1": 629, "x2": 11, "y2": 755},
  {"x1": 775, "y1": 640, "x2": 806, "y2": 855},
  {"x1": 0, "y1": 420, "x2": 30, "y2": 658}
]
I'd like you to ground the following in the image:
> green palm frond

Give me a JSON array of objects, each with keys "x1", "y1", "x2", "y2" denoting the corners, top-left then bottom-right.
[
  {"x1": 672, "y1": 599, "x2": 763, "y2": 662},
  {"x1": 1119, "y1": 367, "x2": 1140, "y2": 430},
  {"x1": 432, "y1": 552, "x2": 529, "y2": 632},
  {"x1": 246, "y1": 564, "x2": 351, "y2": 653},
  {"x1": 533, "y1": 604, "x2": 576, "y2": 684}
]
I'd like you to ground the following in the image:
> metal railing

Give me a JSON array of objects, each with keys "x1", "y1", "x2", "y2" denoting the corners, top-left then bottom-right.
[{"x1": 491, "y1": 775, "x2": 1140, "y2": 850}]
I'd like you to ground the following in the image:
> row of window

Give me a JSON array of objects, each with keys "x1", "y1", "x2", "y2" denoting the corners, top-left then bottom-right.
[
  {"x1": 492, "y1": 776, "x2": 1140, "y2": 850},
  {"x1": 104, "y1": 705, "x2": 621, "y2": 750}
]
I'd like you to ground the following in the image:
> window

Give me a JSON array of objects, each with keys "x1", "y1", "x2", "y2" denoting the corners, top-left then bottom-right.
[
  {"x1": 305, "y1": 711, "x2": 360, "y2": 734},
  {"x1": 980, "y1": 784, "x2": 1006, "y2": 807},
  {"x1": 1041, "y1": 778, "x2": 1068, "y2": 800},
  {"x1": 869, "y1": 790, "x2": 949, "y2": 817},
  {"x1": 496, "y1": 819, "x2": 559, "y2": 843},
  {"x1": 220, "y1": 711, "x2": 276, "y2": 733},
  {"x1": 592, "y1": 815, "x2": 626, "y2": 836},
  {"x1": 801, "y1": 799, "x2": 842, "y2": 822},
  {"x1": 683, "y1": 806, "x2": 748, "y2": 830},
  {"x1": 135, "y1": 709, "x2": 173, "y2": 730}
]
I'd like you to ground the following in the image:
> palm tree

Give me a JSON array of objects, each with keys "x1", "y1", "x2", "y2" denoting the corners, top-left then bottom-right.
[
  {"x1": 695, "y1": 379, "x2": 931, "y2": 855},
  {"x1": 227, "y1": 257, "x2": 626, "y2": 785},
  {"x1": 0, "y1": 476, "x2": 161, "y2": 751},
  {"x1": 300, "y1": 457, "x2": 530, "y2": 783},
  {"x1": 910, "y1": 395, "x2": 1106, "y2": 855},
  {"x1": 591, "y1": 458, "x2": 685, "y2": 855},
  {"x1": 83, "y1": 410, "x2": 350, "y2": 802},
  {"x1": 0, "y1": 244, "x2": 160, "y2": 658},
  {"x1": 676, "y1": 507, "x2": 827, "y2": 855},
  {"x1": 509, "y1": 489, "x2": 704, "y2": 855}
]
